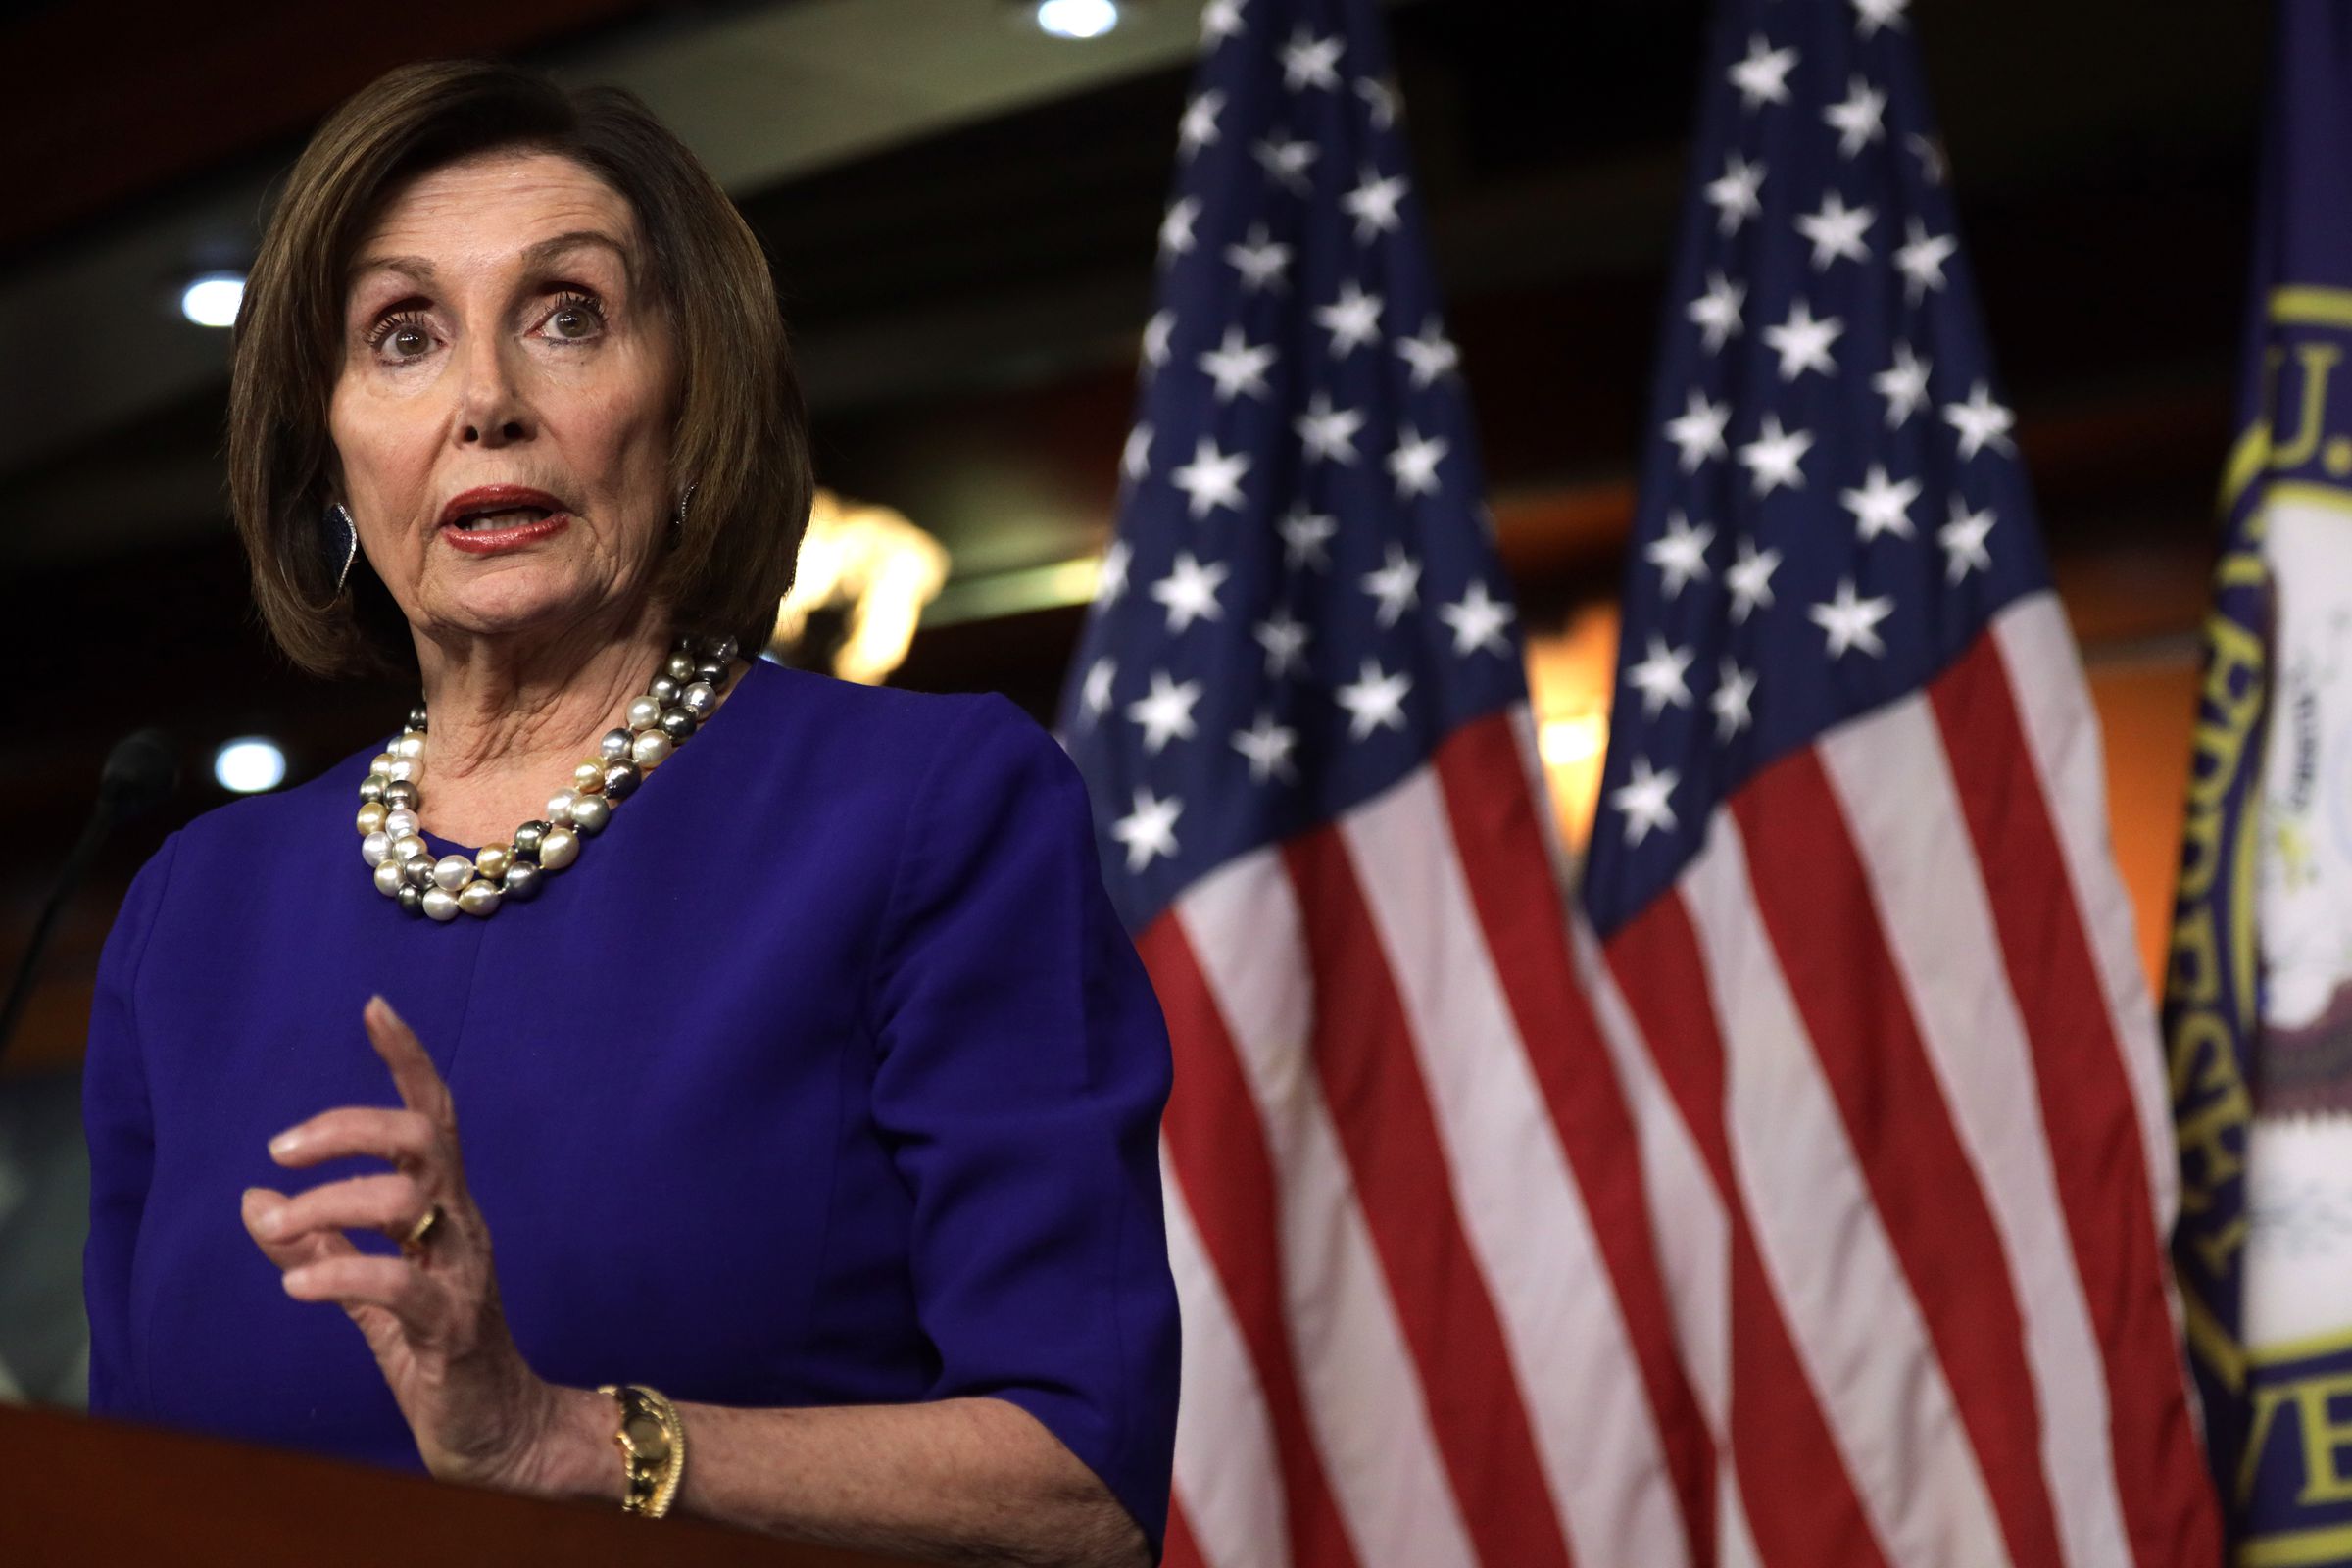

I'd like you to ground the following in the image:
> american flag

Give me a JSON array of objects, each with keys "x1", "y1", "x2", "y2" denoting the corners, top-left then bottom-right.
[
  {"x1": 1059, "y1": 0, "x2": 1714, "y2": 1563},
  {"x1": 1581, "y1": 2, "x2": 2223, "y2": 1565}
]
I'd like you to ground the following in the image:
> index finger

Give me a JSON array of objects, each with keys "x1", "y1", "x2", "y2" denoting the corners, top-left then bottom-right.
[{"x1": 363, "y1": 995, "x2": 453, "y2": 1129}]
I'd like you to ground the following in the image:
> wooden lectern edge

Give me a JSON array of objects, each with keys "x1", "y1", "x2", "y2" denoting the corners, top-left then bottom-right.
[{"x1": 3, "y1": 1400, "x2": 918, "y2": 1565}]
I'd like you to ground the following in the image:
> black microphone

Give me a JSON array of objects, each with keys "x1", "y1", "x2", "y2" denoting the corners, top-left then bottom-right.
[{"x1": 0, "y1": 729, "x2": 181, "y2": 1064}]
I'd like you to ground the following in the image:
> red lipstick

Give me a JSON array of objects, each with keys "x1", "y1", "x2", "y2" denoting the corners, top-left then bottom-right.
[{"x1": 437, "y1": 484, "x2": 572, "y2": 555}]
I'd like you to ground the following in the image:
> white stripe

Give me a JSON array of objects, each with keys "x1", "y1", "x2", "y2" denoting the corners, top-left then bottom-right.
[
  {"x1": 1990, "y1": 594, "x2": 2179, "y2": 1234},
  {"x1": 1162, "y1": 1144, "x2": 1287, "y2": 1568},
  {"x1": 1343, "y1": 767, "x2": 1689, "y2": 1567},
  {"x1": 1821, "y1": 695, "x2": 2133, "y2": 1568},
  {"x1": 1681, "y1": 817, "x2": 2013, "y2": 1568},
  {"x1": 1178, "y1": 855, "x2": 1475, "y2": 1568}
]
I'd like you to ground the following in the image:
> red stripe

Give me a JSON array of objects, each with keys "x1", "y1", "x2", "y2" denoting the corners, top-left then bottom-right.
[
  {"x1": 1283, "y1": 826, "x2": 1576, "y2": 1568},
  {"x1": 1731, "y1": 747, "x2": 2067, "y2": 1568},
  {"x1": 1605, "y1": 893, "x2": 1892, "y2": 1568},
  {"x1": 1433, "y1": 713, "x2": 1716, "y2": 1564},
  {"x1": 1138, "y1": 911, "x2": 1362, "y2": 1568},
  {"x1": 1163, "y1": 1494, "x2": 1208, "y2": 1568},
  {"x1": 1929, "y1": 634, "x2": 2225, "y2": 1566}
]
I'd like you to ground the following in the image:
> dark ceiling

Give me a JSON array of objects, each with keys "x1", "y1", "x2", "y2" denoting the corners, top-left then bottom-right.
[{"x1": 0, "y1": 0, "x2": 2272, "y2": 1068}]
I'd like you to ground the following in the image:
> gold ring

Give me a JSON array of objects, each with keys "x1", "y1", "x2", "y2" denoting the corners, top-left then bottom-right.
[{"x1": 400, "y1": 1200, "x2": 445, "y2": 1252}]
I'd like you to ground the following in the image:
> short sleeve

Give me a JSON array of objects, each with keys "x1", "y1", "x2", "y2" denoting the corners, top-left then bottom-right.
[
  {"x1": 869, "y1": 696, "x2": 1180, "y2": 1559},
  {"x1": 81, "y1": 831, "x2": 179, "y2": 1416}
]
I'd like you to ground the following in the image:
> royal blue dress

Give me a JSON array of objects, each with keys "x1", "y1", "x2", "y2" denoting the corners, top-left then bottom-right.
[{"x1": 81, "y1": 658, "x2": 1180, "y2": 1554}]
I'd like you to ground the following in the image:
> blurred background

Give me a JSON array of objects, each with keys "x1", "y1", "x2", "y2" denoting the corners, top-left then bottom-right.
[{"x1": 0, "y1": 0, "x2": 2262, "y2": 1406}]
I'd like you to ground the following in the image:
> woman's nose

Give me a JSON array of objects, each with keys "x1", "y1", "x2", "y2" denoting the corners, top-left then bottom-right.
[{"x1": 455, "y1": 338, "x2": 534, "y2": 448}]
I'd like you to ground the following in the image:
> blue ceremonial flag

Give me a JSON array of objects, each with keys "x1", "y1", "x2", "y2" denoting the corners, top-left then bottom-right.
[
  {"x1": 1582, "y1": 0, "x2": 2220, "y2": 1561},
  {"x1": 1055, "y1": 0, "x2": 1713, "y2": 1562},
  {"x1": 2167, "y1": 4, "x2": 2352, "y2": 1559}
]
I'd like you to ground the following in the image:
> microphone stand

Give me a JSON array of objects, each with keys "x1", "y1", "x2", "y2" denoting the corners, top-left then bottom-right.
[{"x1": 0, "y1": 730, "x2": 178, "y2": 1068}]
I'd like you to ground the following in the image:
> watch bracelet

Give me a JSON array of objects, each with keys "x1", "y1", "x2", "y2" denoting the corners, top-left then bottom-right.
[{"x1": 597, "y1": 1382, "x2": 686, "y2": 1518}]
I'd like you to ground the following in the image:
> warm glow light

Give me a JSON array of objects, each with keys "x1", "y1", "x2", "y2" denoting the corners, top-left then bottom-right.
[
  {"x1": 214, "y1": 737, "x2": 286, "y2": 794},
  {"x1": 1539, "y1": 713, "x2": 1608, "y2": 767},
  {"x1": 1524, "y1": 601, "x2": 1624, "y2": 862},
  {"x1": 1034, "y1": 0, "x2": 1120, "y2": 39},
  {"x1": 771, "y1": 489, "x2": 951, "y2": 684},
  {"x1": 180, "y1": 272, "x2": 246, "y2": 328}
]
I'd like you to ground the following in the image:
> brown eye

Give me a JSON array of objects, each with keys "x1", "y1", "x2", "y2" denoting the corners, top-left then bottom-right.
[
  {"x1": 550, "y1": 308, "x2": 594, "y2": 338},
  {"x1": 390, "y1": 325, "x2": 430, "y2": 357}
]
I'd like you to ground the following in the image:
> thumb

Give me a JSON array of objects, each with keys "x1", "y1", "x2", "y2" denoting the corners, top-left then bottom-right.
[{"x1": 240, "y1": 1185, "x2": 357, "y2": 1274}]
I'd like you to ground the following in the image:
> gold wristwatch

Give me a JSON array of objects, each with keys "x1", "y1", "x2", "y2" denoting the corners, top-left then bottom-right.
[{"x1": 598, "y1": 1383, "x2": 686, "y2": 1517}]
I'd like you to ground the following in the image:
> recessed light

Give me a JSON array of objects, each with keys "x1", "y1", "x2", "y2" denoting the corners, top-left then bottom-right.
[
  {"x1": 214, "y1": 736, "x2": 286, "y2": 793},
  {"x1": 180, "y1": 271, "x2": 246, "y2": 328},
  {"x1": 1035, "y1": 0, "x2": 1120, "y2": 39}
]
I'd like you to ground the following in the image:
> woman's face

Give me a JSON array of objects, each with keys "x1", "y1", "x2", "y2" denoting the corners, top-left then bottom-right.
[{"x1": 329, "y1": 150, "x2": 680, "y2": 650}]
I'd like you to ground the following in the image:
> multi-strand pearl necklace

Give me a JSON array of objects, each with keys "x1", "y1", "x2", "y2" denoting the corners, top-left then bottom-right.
[{"x1": 355, "y1": 634, "x2": 738, "y2": 921}]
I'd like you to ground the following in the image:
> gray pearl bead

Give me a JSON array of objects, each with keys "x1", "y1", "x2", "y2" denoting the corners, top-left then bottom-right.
[
  {"x1": 659, "y1": 707, "x2": 697, "y2": 742},
  {"x1": 599, "y1": 727, "x2": 633, "y2": 760},
  {"x1": 679, "y1": 681, "x2": 717, "y2": 716},
  {"x1": 422, "y1": 885, "x2": 461, "y2": 922},
  {"x1": 501, "y1": 860, "x2": 544, "y2": 902},
  {"x1": 665, "y1": 651, "x2": 697, "y2": 681},
  {"x1": 384, "y1": 780, "x2": 419, "y2": 810},
  {"x1": 694, "y1": 660, "x2": 729, "y2": 687},
  {"x1": 397, "y1": 884, "x2": 426, "y2": 917},
  {"x1": 407, "y1": 706, "x2": 429, "y2": 732},
  {"x1": 567, "y1": 793, "x2": 611, "y2": 835},
  {"x1": 404, "y1": 856, "x2": 437, "y2": 890},
  {"x1": 701, "y1": 636, "x2": 738, "y2": 664},
  {"x1": 512, "y1": 820, "x2": 549, "y2": 858},
  {"x1": 650, "y1": 674, "x2": 683, "y2": 706},
  {"x1": 602, "y1": 760, "x2": 640, "y2": 800},
  {"x1": 359, "y1": 775, "x2": 387, "y2": 804}
]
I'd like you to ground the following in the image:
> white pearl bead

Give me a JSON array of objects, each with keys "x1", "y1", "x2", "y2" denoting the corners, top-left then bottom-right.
[
  {"x1": 631, "y1": 729, "x2": 672, "y2": 766},
  {"x1": 458, "y1": 880, "x2": 503, "y2": 917},
  {"x1": 393, "y1": 734, "x2": 425, "y2": 759},
  {"x1": 546, "y1": 788, "x2": 577, "y2": 825},
  {"x1": 432, "y1": 855, "x2": 475, "y2": 892},
  {"x1": 383, "y1": 808, "x2": 419, "y2": 840},
  {"x1": 625, "y1": 695, "x2": 662, "y2": 729},
  {"x1": 392, "y1": 834, "x2": 429, "y2": 862},
  {"x1": 362, "y1": 830, "x2": 392, "y2": 867},
  {"x1": 370, "y1": 753, "x2": 399, "y2": 775},
  {"x1": 386, "y1": 758, "x2": 417, "y2": 783},
  {"x1": 422, "y1": 886, "x2": 461, "y2": 922},
  {"x1": 538, "y1": 826, "x2": 580, "y2": 870},
  {"x1": 372, "y1": 859, "x2": 407, "y2": 897}
]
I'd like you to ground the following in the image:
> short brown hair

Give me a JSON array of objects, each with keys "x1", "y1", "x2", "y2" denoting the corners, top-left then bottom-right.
[{"x1": 229, "y1": 59, "x2": 809, "y2": 679}]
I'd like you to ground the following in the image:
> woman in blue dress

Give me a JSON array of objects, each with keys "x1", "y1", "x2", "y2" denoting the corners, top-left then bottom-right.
[{"x1": 80, "y1": 59, "x2": 1178, "y2": 1566}]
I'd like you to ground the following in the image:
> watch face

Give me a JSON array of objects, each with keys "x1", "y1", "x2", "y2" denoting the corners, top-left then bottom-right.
[{"x1": 621, "y1": 1411, "x2": 671, "y2": 1464}]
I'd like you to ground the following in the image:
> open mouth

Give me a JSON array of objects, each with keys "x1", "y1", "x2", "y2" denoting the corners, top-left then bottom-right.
[{"x1": 446, "y1": 506, "x2": 556, "y2": 533}]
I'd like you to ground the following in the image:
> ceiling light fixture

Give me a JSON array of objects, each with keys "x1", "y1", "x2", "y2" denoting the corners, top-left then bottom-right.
[
  {"x1": 1034, "y1": 0, "x2": 1121, "y2": 40},
  {"x1": 214, "y1": 736, "x2": 286, "y2": 793},
  {"x1": 179, "y1": 271, "x2": 246, "y2": 328}
]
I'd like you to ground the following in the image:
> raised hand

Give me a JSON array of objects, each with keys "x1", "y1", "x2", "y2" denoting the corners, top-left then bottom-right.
[{"x1": 240, "y1": 994, "x2": 564, "y2": 1492}]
